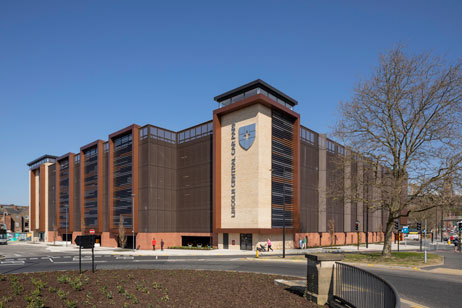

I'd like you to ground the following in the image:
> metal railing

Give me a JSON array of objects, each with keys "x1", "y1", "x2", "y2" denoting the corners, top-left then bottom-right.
[{"x1": 332, "y1": 262, "x2": 400, "y2": 308}]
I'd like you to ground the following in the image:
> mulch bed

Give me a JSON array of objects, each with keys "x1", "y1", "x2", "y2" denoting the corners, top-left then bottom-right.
[{"x1": 0, "y1": 269, "x2": 323, "y2": 307}]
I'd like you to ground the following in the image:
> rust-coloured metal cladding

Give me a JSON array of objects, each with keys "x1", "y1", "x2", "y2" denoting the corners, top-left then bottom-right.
[
  {"x1": 108, "y1": 124, "x2": 140, "y2": 139},
  {"x1": 212, "y1": 113, "x2": 221, "y2": 233},
  {"x1": 69, "y1": 153, "x2": 75, "y2": 232},
  {"x1": 80, "y1": 139, "x2": 104, "y2": 152},
  {"x1": 132, "y1": 125, "x2": 139, "y2": 233},
  {"x1": 79, "y1": 150, "x2": 85, "y2": 233},
  {"x1": 55, "y1": 159, "x2": 60, "y2": 231},
  {"x1": 293, "y1": 117, "x2": 301, "y2": 233},
  {"x1": 97, "y1": 140, "x2": 103, "y2": 232},
  {"x1": 39, "y1": 164, "x2": 46, "y2": 232},
  {"x1": 30, "y1": 170, "x2": 36, "y2": 231},
  {"x1": 108, "y1": 124, "x2": 140, "y2": 231},
  {"x1": 108, "y1": 139, "x2": 114, "y2": 230},
  {"x1": 56, "y1": 153, "x2": 76, "y2": 231}
]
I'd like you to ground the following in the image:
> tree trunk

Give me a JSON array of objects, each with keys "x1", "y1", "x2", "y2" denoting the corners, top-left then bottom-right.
[{"x1": 382, "y1": 218, "x2": 395, "y2": 257}]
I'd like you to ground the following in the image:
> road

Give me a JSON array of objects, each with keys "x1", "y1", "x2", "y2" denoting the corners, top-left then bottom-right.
[{"x1": 2, "y1": 243, "x2": 462, "y2": 307}]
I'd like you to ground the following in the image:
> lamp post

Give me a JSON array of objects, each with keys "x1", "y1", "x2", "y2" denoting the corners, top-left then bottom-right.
[{"x1": 132, "y1": 194, "x2": 135, "y2": 252}]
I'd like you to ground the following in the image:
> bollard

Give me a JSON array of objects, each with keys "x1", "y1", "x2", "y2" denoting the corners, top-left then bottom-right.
[{"x1": 256, "y1": 250, "x2": 259, "y2": 258}]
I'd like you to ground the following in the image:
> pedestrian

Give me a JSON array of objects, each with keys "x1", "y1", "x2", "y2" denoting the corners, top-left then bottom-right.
[
  {"x1": 454, "y1": 237, "x2": 459, "y2": 253},
  {"x1": 303, "y1": 236, "x2": 307, "y2": 249},
  {"x1": 267, "y1": 238, "x2": 273, "y2": 252},
  {"x1": 299, "y1": 238, "x2": 303, "y2": 249},
  {"x1": 161, "y1": 239, "x2": 164, "y2": 251},
  {"x1": 152, "y1": 238, "x2": 156, "y2": 251}
]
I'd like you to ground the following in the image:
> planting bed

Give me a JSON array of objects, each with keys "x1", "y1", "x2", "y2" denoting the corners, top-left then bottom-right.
[{"x1": 0, "y1": 269, "x2": 322, "y2": 308}]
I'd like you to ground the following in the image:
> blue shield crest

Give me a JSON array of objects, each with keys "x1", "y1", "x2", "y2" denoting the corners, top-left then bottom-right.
[{"x1": 239, "y1": 124, "x2": 256, "y2": 150}]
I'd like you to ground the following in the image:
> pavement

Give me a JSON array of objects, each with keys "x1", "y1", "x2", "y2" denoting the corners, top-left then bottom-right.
[{"x1": 13, "y1": 239, "x2": 423, "y2": 257}]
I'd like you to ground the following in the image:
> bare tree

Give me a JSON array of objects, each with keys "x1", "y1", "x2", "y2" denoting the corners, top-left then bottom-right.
[
  {"x1": 118, "y1": 216, "x2": 127, "y2": 249},
  {"x1": 336, "y1": 46, "x2": 462, "y2": 256}
]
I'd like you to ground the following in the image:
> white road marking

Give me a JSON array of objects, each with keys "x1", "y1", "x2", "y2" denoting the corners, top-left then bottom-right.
[
  {"x1": 49, "y1": 258, "x2": 54, "y2": 263},
  {"x1": 73, "y1": 256, "x2": 92, "y2": 261},
  {"x1": 1, "y1": 260, "x2": 25, "y2": 265},
  {"x1": 116, "y1": 256, "x2": 134, "y2": 260},
  {"x1": 30, "y1": 257, "x2": 38, "y2": 260}
]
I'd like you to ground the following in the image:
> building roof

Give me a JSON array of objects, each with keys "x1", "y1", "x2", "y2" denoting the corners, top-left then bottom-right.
[
  {"x1": 214, "y1": 79, "x2": 298, "y2": 107},
  {"x1": 0, "y1": 204, "x2": 29, "y2": 216},
  {"x1": 27, "y1": 154, "x2": 58, "y2": 167}
]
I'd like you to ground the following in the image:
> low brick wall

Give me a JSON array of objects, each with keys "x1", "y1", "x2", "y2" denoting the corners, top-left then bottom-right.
[{"x1": 295, "y1": 231, "x2": 385, "y2": 248}]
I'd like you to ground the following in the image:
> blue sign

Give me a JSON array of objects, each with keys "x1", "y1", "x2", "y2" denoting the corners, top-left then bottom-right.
[
  {"x1": 402, "y1": 226, "x2": 409, "y2": 234},
  {"x1": 239, "y1": 124, "x2": 256, "y2": 150}
]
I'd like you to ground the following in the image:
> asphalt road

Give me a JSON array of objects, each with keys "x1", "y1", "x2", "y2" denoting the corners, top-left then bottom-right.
[{"x1": 2, "y1": 243, "x2": 462, "y2": 308}]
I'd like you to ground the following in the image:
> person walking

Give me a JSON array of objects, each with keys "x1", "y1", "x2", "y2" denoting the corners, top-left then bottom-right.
[
  {"x1": 161, "y1": 239, "x2": 164, "y2": 251},
  {"x1": 267, "y1": 238, "x2": 273, "y2": 252},
  {"x1": 152, "y1": 238, "x2": 156, "y2": 251},
  {"x1": 303, "y1": 236, "x2": 307, "y2": 249},
  {"x1": 299, "y1": 238, "x2": 303, "y2": 249},
  {"x1": 454, "y1": 237, "x2": 459, "y2": 253}
]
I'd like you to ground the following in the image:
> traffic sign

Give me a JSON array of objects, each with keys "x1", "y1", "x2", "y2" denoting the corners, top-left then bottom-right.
[
  {"x1": 402, "y1": 226, "x2": 409, "y2": 234},
  {"x1": 89, "y1": 229, "x2": 95, "y2": 235}
]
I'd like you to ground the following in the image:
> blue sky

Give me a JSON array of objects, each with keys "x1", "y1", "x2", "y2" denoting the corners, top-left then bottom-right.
[{"x1": 1, "y1": 0, "x2": 461, "y2": 205}]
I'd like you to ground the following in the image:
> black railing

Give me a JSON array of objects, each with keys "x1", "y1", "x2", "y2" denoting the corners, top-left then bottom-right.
[{"x1": 332, "y1": 262, "x2": 400, "y2": 308}]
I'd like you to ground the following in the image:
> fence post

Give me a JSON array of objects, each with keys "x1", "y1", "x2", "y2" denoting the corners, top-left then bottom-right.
[{"x1": 305, "y1": 253, "x2": 344, "y2": 305}]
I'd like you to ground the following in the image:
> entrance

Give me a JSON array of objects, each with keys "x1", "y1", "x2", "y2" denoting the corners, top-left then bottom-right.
[
  {"x1": 223, "y1": 233, "x2": 229, "y2": 249},
  {"x1": 240, "y1": 233, "x2": 252, "y2": 250}
]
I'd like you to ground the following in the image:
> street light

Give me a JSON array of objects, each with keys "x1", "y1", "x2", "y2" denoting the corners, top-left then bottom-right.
[{"x1": 132, "y1": 194, "x2": 135, "y2": 252}]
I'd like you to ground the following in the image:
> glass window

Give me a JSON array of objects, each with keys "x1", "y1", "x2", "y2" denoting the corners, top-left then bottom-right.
[
  {"x1": 231, "y1": 93, "x2": 244, "y2": 103},
  {"x1": 245, "y1": 88, "x2": 258, "y2": 98}
]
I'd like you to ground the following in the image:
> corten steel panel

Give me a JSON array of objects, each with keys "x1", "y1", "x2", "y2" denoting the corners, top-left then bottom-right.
[
  {"x1": 177, "y1": 136, "x2": 212, "y2": 233},
  {"x1": 69, "y1": 154, "x2": 75, "y2": 232},
  {"x1": 326, "y1": 152, "x2": 344, "y2": 232},
  {"x1": 30, "y1": 170, "x2": 36, "y2": 231},
  {"x1": 133, "y1": 125, "x2": 139, "y2": 233},
  {"x1": 74, "y1": 162, "x2": 81, "y2": 231},
  {"x1": 56, "y1": 160, "x2": 60, "y2": 231},
  {"x1": 39, "y1": 164, "x2": 46, "y2": 232},
  {"x1": 56, "y1": 153, "x2": 75, "y2": 233},
  {"x1": 146, "y1": 139, "x2": 177, "y2": 233},
  {"x1": 293, "y1": 117, "x2": 300, "y2": 233},
  {"x1": 300, "y1": 141, "x2": 319, "y2": 233},
  {"x1": 97, "y1": 140, "x2": 104, "y2": 232},
  {"x1": 79, "y1": 150, "x2": 84, "y2": 232},
  {"x1": 350, "y1": 159, "x2": 358, "y2": 229},
  {"x1": 103, "y1": 152, "x2": 108, "y2": 231},
  {"x1": 108, "y1": 139, "x2": 114, "y2": 230},
  {"x1": 212, "y1": 112, "x2": 221, "y2": 232},
  {"x1": 108, "y1": 124, "x2": 140, "y2": 233},
  {"x1": 48, "y1": 164, "x2": 56, "y2": 231},
  {"x1": 213, "y1": 94, "x2": 300, "y2": 234}
]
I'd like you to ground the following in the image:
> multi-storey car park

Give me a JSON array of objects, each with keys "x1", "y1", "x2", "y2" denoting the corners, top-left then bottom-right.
[{"x1": 27, "y1": 80, "x2": 393, "y2": 250}]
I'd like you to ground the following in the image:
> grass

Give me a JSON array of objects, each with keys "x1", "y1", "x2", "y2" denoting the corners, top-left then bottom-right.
[
  {"x1": 343, "y1": 251, "x2": 442, "y2": 267},
  {"x1": 261, "y1": 251, "x2": 442, "y2": 267}
]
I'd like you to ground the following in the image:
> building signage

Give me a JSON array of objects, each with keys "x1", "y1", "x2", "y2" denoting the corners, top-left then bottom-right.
[
  {"x1": 231, "y1": 122, "x2": 236, "y2": 218},
  {"x1": 239, "y1": 124, "x2": 256, "y2": 150}
]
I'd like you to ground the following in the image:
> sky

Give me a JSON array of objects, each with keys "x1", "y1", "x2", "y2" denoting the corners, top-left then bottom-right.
[{"x1": 1, "y1": 0, "x2": 462, "y2": 205}]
